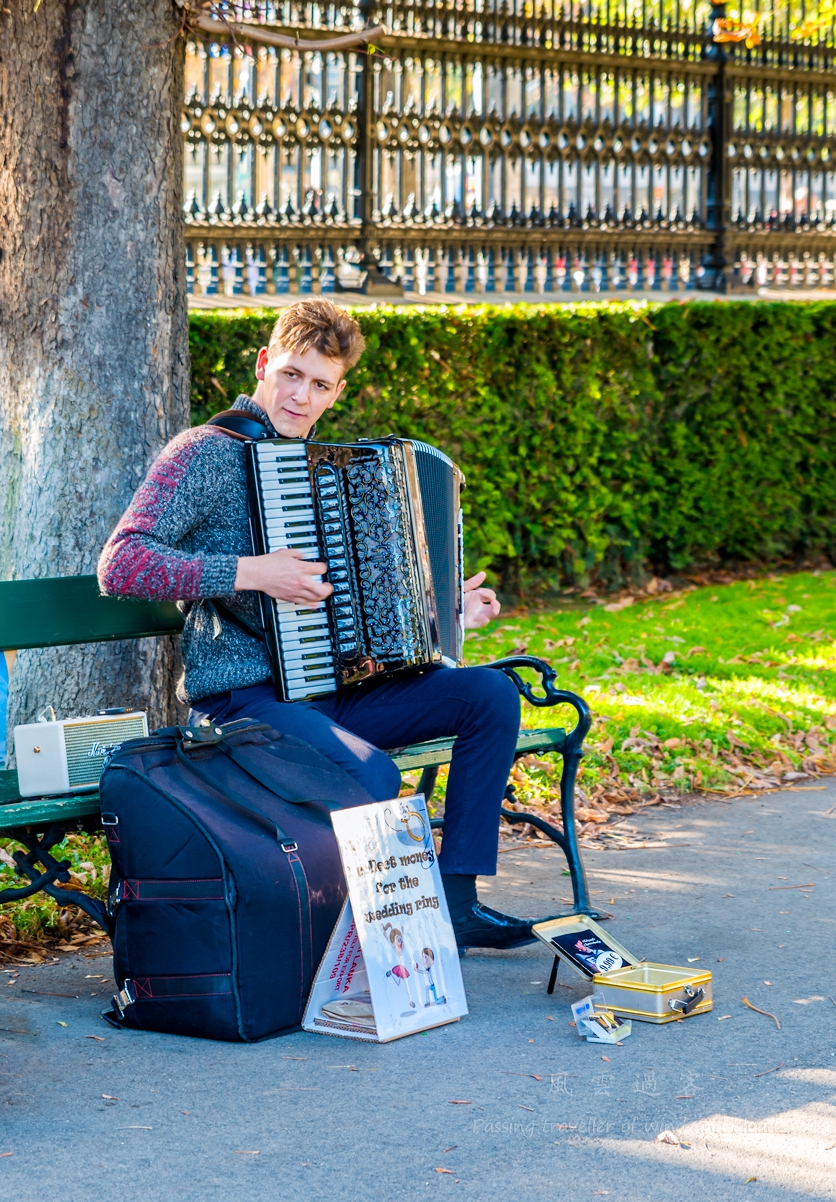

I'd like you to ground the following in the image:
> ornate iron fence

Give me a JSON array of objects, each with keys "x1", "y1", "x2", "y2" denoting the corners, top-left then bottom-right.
[{"x1": 182, "y1": 2, "x2": 836, "y2": 298}]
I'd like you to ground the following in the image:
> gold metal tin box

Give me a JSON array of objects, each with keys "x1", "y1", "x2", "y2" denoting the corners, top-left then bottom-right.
[{"x1": 532, "y1": 915, "x2": 713, "y2": 1025}]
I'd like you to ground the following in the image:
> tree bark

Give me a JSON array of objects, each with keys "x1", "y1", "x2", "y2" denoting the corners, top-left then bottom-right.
[{"x1": 0, "y1": 0, "x2": 189, "y2": 750}]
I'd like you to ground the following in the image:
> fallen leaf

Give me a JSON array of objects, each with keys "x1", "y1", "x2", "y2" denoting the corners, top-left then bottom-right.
[
  {"x1": 687, "y1": 958, "x2": 700, "y2": 963},
  {"x1": 744, "y1": 1177, "x2": 758, "y2": 1184},
  {"x1": 601, "y1": 1055, "x2": 611, "y2": 1062},
  {"x1": 717, "y1": 1015, "x2": 732, "y2": 1021},
  {"x1": 528, "y1": 1039, "x2": 534, "y2": 1044},
  {"x1": 686, "y1": 646, "x2": 707, "y2": 656},
  {"x1": 436, "y1": 1168, "x2": 455, "y2": 1175},
  {"x1": 656, "y1": 1130, "x2": 680, "y2": 1145},
  {"x1": 676, "y1": 1095, "x2": 694, "y2": 1099},
  {"x1": 443, "y1": 1146, "x2": 457, "y2": 1153},
  {"x1": 545, "y1": 1016, "x2": 554, "y2": 1022},
  {"x1": 722, "y1": 894, "x2": 735, "y2": 898},
  {"x1": 717, "y1": 957, "x2": 725, "y2": 962},
  {"x1": 763, "y1": 981, "x2": 773, "y2": 986},
  {"x1": 86, "y1": 1035, "x2": 105, "y2": 1042},
  {"x1": 56, "y1": 1021, "x2": 68, "y2": 1028},
  {"x1": 448, "y1": 1100, "x2": 471, "y2": 1105},
  {"x1": 742, "y1": 996, "x2": 781, "y2": 1029},
  {"x1": 102, "y1": 1095, "x2": 119, "y2": 1101},
  {"x1": 768, "y1": 883, "x2": 814, "y2": 891},
  {"x1": 753, "y1": 1063, "x2": 784, "y2": 1077},
  {"x1": 235, "y1": 1150, "x2": 259, "y2": 1155},
  {"x1": 0, "y1": 1152, "x2": 12, "y2": 1158}
]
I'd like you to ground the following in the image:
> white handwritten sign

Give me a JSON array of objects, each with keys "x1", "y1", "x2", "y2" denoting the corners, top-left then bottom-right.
[{"x1": 303, "y1": 795, "x2": 467, "y2": 1043}]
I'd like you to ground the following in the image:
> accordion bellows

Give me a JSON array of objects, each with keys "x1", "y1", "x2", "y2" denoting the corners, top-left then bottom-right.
[{"x1": 246, "y1": 437, "x2": 465, "y2": 701}]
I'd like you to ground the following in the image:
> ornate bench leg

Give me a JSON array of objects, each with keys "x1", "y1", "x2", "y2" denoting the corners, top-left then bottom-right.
[
  {"x1": 558, "y1": 741, "x2": 597, "y2": 917},
  {"x1": 0, "y1": 824, "x2": 111, "y2": 934}
]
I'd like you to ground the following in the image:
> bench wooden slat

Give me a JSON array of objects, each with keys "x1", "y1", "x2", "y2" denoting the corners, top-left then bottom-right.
[
  {"x1": 390, "y1": 726, "x2": 566, "y2": 770},
  {"x1": 0, "y1": 727, "x2": 568, "y2": 839},
  {"x1": 0, "y1": 575, "x2": 183, "y2": 651},
  {"x1": 0, "y1": 790, "x2": 101, "y2": 832}
]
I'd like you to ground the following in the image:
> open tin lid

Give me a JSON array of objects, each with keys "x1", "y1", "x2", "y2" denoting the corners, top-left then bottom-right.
[{"x1": 532, "y1": 915, "x2": 640, "y2": 981}]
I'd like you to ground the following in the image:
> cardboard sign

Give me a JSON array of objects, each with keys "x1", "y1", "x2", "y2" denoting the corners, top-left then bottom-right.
[{"x1": 303, "y1": 795, "x2": 467, "y2": 1042}]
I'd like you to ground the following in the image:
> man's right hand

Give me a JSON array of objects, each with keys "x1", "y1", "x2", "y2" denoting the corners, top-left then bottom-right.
[{"x1": 234, "y1": 549, "x2": 333, "y2": 605}]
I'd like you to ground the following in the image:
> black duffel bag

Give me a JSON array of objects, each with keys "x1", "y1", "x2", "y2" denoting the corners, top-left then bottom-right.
[{"x1": 98, "y1": 718, "x2": 376, "y2": 1041}]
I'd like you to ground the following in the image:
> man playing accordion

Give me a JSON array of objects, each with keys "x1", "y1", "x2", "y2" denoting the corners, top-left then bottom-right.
[{"x1": 99, "y1": 297, "x2": 552, "y2": 951}]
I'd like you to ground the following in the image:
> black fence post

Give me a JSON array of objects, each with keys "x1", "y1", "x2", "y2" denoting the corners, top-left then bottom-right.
[
  {"x1": 701, "y1": 0, "x2": 732, "y2": 291},
  {"x1": 354, "y1": 0, "x2": 376, "y2": 250}
]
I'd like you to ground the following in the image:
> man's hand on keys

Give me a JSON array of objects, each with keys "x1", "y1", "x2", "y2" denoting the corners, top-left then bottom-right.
[
  {"x1": 462, "y1": 571, "x2": 501, "y2": 630},
  {"x1": 234, "y1": 549, "x2": 334, "y2": 605}
]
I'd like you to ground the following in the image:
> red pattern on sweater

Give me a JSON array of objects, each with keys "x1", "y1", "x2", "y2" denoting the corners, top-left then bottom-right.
[{"x1": 98, "y1": 429, "x2": 215, "y2": 601}]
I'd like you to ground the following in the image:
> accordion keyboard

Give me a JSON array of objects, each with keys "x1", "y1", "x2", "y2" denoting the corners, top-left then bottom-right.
[{"x1": 253, "y1": 441, "x2": 337, "y2": 700}]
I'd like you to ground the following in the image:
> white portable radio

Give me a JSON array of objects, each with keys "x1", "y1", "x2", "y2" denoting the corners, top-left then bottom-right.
[{"x1": 14, "y1": 709, "x2": 148, "y2": 798}]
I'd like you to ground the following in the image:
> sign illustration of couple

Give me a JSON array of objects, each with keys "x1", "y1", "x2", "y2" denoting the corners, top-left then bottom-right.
[{"x1": 383, "y1": 924, "x2": 446, "y2": 1013}]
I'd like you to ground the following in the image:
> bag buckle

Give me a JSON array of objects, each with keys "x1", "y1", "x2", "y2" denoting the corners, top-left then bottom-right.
[
  {"x1": 111, "y1": 979, "x2": 136, "y2": 1019},
  {"x1": 179, "y1": 725, "x2": 225, "y2": 748},
  {"x1": 281, "y1": 840, "x2": 298, "y2": 854},
  {"x1": 101, "y1": 814, "x2": 119, "y2": 826}
]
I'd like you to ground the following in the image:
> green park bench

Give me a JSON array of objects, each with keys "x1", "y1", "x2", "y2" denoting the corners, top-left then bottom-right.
[{"x1": 0, "y1": 575, "x2": 598, "y2": 929}]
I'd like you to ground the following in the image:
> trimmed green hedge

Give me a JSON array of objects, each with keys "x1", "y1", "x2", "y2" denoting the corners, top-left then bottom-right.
[{"x1": 190, "y1": 301, "x2": 836, "y2": 594}]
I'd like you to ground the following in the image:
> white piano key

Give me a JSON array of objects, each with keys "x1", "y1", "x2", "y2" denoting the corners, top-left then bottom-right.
[
  {"x1": 264, "y1": 519, "x2": 317, "y2": 532},
  {"x1": 285, "y1": 663, "x2": 333, "y2": 682},
  {"x1": 271, "y1": 600, "x2": 326, "y2": 616},
  {"x1": 280, "y1": 640, "x2": 333, "y2": 656},
  {"x1": 287, "y1": 683, "x2": 336, "y2": 701},
  {"x1": 256, "y1": 441, "x2": 306, "y2": 457},
  {"x1": 282, "y1": 649, "x2": 334, "y2": 667},
  {"x1": 278, "y1": 623, "x2": 330, "y2": 640},
  {"x1": 277, "y1": 605, "x2": 329, "y2": 621},
  {"x1": 277, "y1": 625, "x2": 331, "y2": 641},
  {"x1": 259, "y1": 484, "x2": 314, "y2": 498},
  {"x1": 265, "y1": 535, "x2": 320, "y2": 551}
]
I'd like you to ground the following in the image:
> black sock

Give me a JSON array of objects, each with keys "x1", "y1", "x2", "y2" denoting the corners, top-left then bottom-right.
[{"x1": 441, "y1": 873, "x2": 477, "y2": 924}]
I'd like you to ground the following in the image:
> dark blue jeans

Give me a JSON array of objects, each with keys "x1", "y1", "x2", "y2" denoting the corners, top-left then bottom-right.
[{"x1": 190, "y1": 665, "x2": 520, "y2": 876}]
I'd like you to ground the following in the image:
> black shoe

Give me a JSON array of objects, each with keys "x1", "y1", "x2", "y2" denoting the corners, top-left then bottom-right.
[{"x1": 453, "y1": 902, "x2": 537, "y2": 951}]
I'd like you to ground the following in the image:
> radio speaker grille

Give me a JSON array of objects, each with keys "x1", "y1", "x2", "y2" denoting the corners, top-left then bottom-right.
[{"x1": 63, "y1": 715, "x2": 148, "y2": 788}]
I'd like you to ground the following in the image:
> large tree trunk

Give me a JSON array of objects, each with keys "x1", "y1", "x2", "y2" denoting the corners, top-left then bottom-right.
[{"x1": 0, "y1": 0, "x2": 189, "y2": 751}]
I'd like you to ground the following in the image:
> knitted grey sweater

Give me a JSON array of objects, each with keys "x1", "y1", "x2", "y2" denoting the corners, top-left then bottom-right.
[{"x1": 97, "y1": 396, "x2": 279, "y2": 704}]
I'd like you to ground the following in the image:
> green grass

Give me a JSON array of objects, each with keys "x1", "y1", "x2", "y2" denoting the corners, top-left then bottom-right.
[
  {"x1": 466, "y1": 568, "x2": 836, "y2": 810},
  {"x1": 3, "y1": 568, "x2": 835, "y2": 946}
]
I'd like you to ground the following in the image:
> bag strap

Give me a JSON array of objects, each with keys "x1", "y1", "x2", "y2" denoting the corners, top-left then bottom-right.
[
  {"x1": 175, "y1": 742, "x2": 295, "y2": 846},
  {"x1": 204, "y1": 409, "x2": 271, "y2": 646},
  {"x1": 217, "y1": 742, "x2": 342, "y2": 813},
  {"x1": 206, "y1": 408, "x2": 275, "y2": 442}
]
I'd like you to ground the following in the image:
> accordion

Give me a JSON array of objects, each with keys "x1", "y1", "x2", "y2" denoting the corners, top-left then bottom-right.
[{"x1": 246, "y1": 437, "x2": 466, "y2": 702}]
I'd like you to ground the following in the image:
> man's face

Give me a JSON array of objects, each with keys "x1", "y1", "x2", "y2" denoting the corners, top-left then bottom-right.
[{"x1": 253, "y1": 344, "x2": 346, "y2": 438}]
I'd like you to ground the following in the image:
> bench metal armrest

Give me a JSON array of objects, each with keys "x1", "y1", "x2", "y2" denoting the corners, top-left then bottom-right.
[{"x1": 483, "y1": 655, "x2": 592, "y2": 749}]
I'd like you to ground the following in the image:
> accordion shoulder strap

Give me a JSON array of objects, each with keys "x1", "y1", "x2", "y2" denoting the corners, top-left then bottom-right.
[
  {"x1": 203, "y1": 409, "x2": 271, "y2": 644},
  {"x1": 206, "y1": 408, "x2": 274, "y2": 442},
  {"x1": 211, "y1": 599, "x2": 267, "y2": 645}
]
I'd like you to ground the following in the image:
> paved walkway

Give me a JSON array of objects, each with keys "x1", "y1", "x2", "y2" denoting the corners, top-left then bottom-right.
[{"x1": 1, "y1": 781, "x2": 834, "y2": 1200}]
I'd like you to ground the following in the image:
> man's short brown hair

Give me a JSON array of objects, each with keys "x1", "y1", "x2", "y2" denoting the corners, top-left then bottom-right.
[{"x1": 267, "y1": 297, "x2": 365, "y2": 372}]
